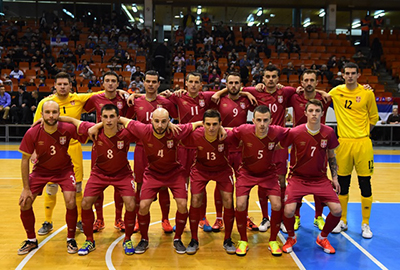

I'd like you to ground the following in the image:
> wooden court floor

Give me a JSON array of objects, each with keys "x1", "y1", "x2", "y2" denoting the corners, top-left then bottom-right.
[{"x1": 1, "y1": 144, "x2": 399, "y2": 270}]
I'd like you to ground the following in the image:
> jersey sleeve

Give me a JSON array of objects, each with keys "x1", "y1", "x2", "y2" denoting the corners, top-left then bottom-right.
[
  {"x1": 83, "y1": 95, "x2": 96, "y2": 113},
  {"x1": 327, "y1": 128, "x2": 339, "y2": 150},
  {"x1": 125, "y1": 120, "x2": 147, "y2": 138},
  {"x1": 283, "y1": 86, "x2": 296, "y2": 99},
  {"x1": 164, "y1": 99, "x2": 178, "y2": 119},
  {"x1": 276, "y1": 126, "x2": 290, "y2": 141},
  {"x1": 180, "y1": 127, "x2": 197, "y2": 147},
  {"x1": 175, "y1": 123, "x2": 195, "y2": 140},
  {"x1": 202, "y1": 91, "x2": 214, "y2": 105},
  {"x1": 68, "y1": 122, "x2": 90, "y2": 143},
  {"x1": 19, "y1": 129, "x2": 35, "y2": 156},
  {"x1": 367, "y1": 91, "x2": 379, "y2": 125},
  {"x1": 279, "y1": 128, "x2": 295, "y2": 148}
]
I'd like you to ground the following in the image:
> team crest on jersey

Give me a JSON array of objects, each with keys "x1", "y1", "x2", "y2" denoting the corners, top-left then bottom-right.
[
  {"x1": 117, "y1": 102, "x2": 123, "y2": 109},
  {"x1": 157, "y1": 104, "x2": 163, "y2": 109},
  {"x1": 277, "y1": 96, "x2": 283, "y2": 103},
  {"x1": 240, "y1": 102, "x2": 246, "y2": 109},
  {"x1": 199, "y1": 99, "x2": 205, "y2": 107},
  {"x1": 167, "y1": 140, "x2": 174, "y2": 148},
  {"x1": 320, "y1": 139, "x2": 327, "y2": 148},
  {"x1": 356, "y1": 96, "x2": 361, "y2": 103},
  {"x1": 268, "y1": 142, "x2": 275, "y2": 150},
  {"x1": 117, "y1": 141, "x2": 124, "y2": 149},
  {"x1": 59, "y1": 136, "x2": 67, "y2": 145},
  {"x1": 218, "y1": 144, "x2": 224, "y2": 152},
  {"x1": 70, "y1": 101, "x2": 75, "y2": 105}
]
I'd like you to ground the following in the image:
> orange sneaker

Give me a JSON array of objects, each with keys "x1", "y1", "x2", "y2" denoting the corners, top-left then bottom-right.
[
  {"x1": 282, "y1": 236, "x2": 297, "y2": 253},
  {"x1": 93, "y1": 219, "x2": 105, "y2": 232},
  {"x1": 114, "y1": 218, "x2": 125, "y2": 232},
  {"x1": 212, "y1": 219, "x2": 224, "y2": 232},
  {"x1": 199, "y1": 218, "x2": 212, "y2": 232},
  {"x1": 247, "y1": 218, "x2": 259, "y2": 231},
  {"x1": 316, "y1": 235, "x2": 335, "y2": 254},
  {"x1": 133, "y1": 220, "x2": 139, "y2": 233},
  {"x1": 162, "y1": 219, "x2": 173, "y2": 233}
]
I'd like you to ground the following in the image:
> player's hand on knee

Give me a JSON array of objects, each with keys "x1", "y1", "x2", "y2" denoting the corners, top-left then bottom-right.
[{"x1": 19, "y1": 189, "x2": 33, "y2": 208}]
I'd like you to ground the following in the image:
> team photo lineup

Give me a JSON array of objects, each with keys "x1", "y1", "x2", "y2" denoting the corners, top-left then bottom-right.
[{"x1": 17, "y1": 62, "x2": 378, "y2": 259}]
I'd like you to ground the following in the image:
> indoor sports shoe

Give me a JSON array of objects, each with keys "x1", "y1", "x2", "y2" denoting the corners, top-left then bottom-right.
[
  {"x1": 76, "y1": 221, "x2": 84, "y2": 233},
  {"x1": 294, "y1": 216, "x2": 301, "y2": 231},
  {"x1": 67, "y1": 239, "x2": 78, "y2": 254},
  {"x1": 259, "y1": 217, "x2": 270, "y2": 232},
  {"x1": 247, "y1": 217, "x2": 259, "y2": 231},
  {"x1": 332, "y1": 220, "x2": 348, "y2": 234},
  {"x1": 268, "y1": 241, "x2": 282, "y2": 256},
  {"x1": 313, "y1": 216, "x2": 325, "y2": 231},
  {"x1": 235, "y1": 240, "x2": 249, "y2": 256},
  {"x1": 123, "y1": 240, "x2": 135, "y2": 255},
  {"x1": 114, "y1": 219, "x2": 125, "y2": 232},
  {"x1": 173, "y1": 239, "x2": 186, "y2": 254},
  {"x1": 135, "y1": 239, "x2": 149, "y2": 254},
  {"x1": 186, "y1": 239, "x2": 199, "y2": 255},
  {"x1": 133, "y1": 220, "x2": 139, "y2": 233},
  {"x1": 361, "y1": 224, "x2": 373, "y2": 239},
  {"x1": 38, "y1": 221, "x2": 53, "y2": 235},
  {"x1": 162, "y1": 219, "x2": 173, "y2": 233},
  {"x1": 18, "y1": 240, "x2": 38, "y2": 255},
  {"x1": 223, "y1": 238, "x2": 236, "y2": 254},
  {"x1": 78, "y1": 240, "x2": 95, "y2": 256},
  {"x1": 282, "y1": 237, "x2": 297, "y2": 253},
  {"x1": 212, "y1": 218, "x2": 224, "y2": 232},
  {"x1": 199, "y1": 218, "x2": 212, "y2": 232},
  {"x1": 93, "y1": 219, "x2": 105, "y2": 232},
  {"x1": 280, "y1": 222, "x2": 287, "y2": 233},
  {"x1": 316, "y1": 236, "x2": 335, "y2": 254}
]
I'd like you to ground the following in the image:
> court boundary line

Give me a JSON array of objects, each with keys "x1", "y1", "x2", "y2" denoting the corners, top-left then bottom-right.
[
  {"x1": 303, "y1": 199, "x2": 388, "y2": 270},
  {"x1": 15, "y1": 201, "x2": 115, "y2": 270}
]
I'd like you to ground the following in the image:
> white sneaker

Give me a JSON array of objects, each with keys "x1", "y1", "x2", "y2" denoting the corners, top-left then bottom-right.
[
  {"x1": 361, "y1": 224, "x2": 373, "y2": 239},
  {"x1": 259, "y1": 217, "x2": 270, "y2": 232},
  {"x1": 332, "y1": 220, "x2": 348, "y2": 234},
  {"x1": 280, "y1": 222, "x2": 287, "y2": 233}
]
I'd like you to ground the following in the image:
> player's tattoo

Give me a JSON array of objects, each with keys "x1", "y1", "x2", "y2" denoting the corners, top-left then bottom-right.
[{"x1": 328, "y1": 156, "x2": 338, "y2": 179}]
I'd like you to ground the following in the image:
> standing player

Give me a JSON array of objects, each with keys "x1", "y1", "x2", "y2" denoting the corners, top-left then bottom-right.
[
  {"x1": 33, "y1": 72, "x2": 101, "y2": 235},
  {"x1": 18, "y1": 101, "x2": 85, "y2": 255},
  {"x1": 119, "y1": 108, "x2": 202, "y2": 254},
  {"x1": 181, "y1": 109, "x2": 236, "y2": 255},
  {"x1": 126, "y1": 70, "x2": 178, "y2": 233},
  {"x1": 212, "y1": 72, "x2": 255, "y2": 232},
  {"x1": 330, "y1": 63, "x2": 379, "y2": 238},
  {"x1": 57, "y1": 104, "x2": 137, "y2": 256},
  {"x1": 232, "y1": 105, "x2": 288, "y2": 256},
  {"x1": 288, "y1": 70, "x2": 332, "y2": 231},
  {"x1": 280, "y1": 99, "x2": 342, "y2": 254},
  {"x1": 83, "y1": 71, "x2": 129, "y2": 233}
]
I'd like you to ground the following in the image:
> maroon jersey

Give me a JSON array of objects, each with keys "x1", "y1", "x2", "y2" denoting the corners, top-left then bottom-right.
[
  {"x1": 125, "y1": 95, "x2": 178, "y2": 123},
  {"x1": 280, "y1": 124, "x2": 339, "y2": 180},
  {"x1": 84, "y1": 93, "x2": 128, "y2": 122},
  {"x1": 125, "y1": 121, "x2": 193, "y2": 173},
  {"x1": 79, "y1": 122, "x2": 137, "y2": 176},
  {"x1": 243, "y1": 86, "x2": 296, "y2": 126},
  {"x1": 232, "y1": 124, "x2": 288, "y2": 175},
  {"x1": 169, "y1": 92, "x2": 214, "y2": 123},
  {"x1": 288, "y1": 92, "x2": 332, "y2": 126},
  {"x1": 181, "y1": 127, "x2": 233, "y2": 172},
  {"x1": 19, "y1": 122, "x2": 86, "y2": 173},
  {"x1": 218, "y1": 96, "x2": 253, "y2": 127}
]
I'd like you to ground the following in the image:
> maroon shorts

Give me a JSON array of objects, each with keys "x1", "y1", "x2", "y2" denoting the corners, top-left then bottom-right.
[
  {"x1": 140, "y1": 166, "x2": 187, "y2": 200},
  {"x1": 273, "y1": 148, "x2": 289, "y2": 176},
  {"x1": 190, "y1": 166, "x2": 234, "y2": 195},
  {"x1": 284, "y1": 176, "x2": 340, "y2": 205},
  {"x1": 84, "y1": 172, "x2": 136, "y2": 198},
  {"x1": 133, "y1": 144, "x2": 148, "y2": 183},
  {"x1": 29, "y1": 168, "x2": 76, "y2": 196},
  {"x1": 235, "y1": 169, "x2": 281, "y2": 197},
  {"x1": 177, "y1": 145, "x2": 196, "y2": 178},
  {"x1": 228, "y1": 150, "x2": 242, "y2": 172}
]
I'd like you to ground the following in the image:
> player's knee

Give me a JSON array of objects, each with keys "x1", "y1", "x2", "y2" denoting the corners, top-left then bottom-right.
[
  {"x1": 338, "y1": 175, "x2": 351, "y2": 195},
  {"x1": 284, "y1": 205, "x2": 296, "y2": 218},
  {"x1": 81, "y1": 198, "x2": 92, "y2": 210},
  {"x1": 75, "y1": 182, "x2": 82, "y2": 193},
  {"x1": 125, "y1": 198, "x2": 135, "y2": 212},
  {"x1": 65, "y1": 197, "x2": 76, "y2": 209},
  {"x1": 270, "y1": 201, "x2": 281, "y2": 212},
  {"x1": 330, "y1": 204, "x2": 342, "y2": 217},
  {"x1": 236, "y1": 200, "x2": 247, "y2": 212},
  {"x1": 46, "y1": 183, "x2": 59, "y2": 196},
  {"x1": 191, "y1": 194, "x2": 203, "y2": 208},
  {"x1": 358, "y1": 176, "x2": 372, "y2": 197}
]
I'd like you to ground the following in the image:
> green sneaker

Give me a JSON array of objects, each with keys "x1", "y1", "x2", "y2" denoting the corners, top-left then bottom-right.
[
  {"x1": 78, "y1": 240, "x2": 96, "y2": 256},
  {"x1": 268, "y1": 241, "x2": 282, "y2": 256},
  {"x1": 235, "y1": 240, "x2": 249, "y2": 256},
  {"x1": 314, "y1": 216, "x2": 325, "y2": 231},
  {"x1": 123, "y1": 240, "x2": 135, "y2": 255},
  {"x1": 294, "y1": 216, "x2": 301, "y2": 231}
]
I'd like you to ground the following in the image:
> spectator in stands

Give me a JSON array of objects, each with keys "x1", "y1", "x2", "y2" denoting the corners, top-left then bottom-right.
[
  {"x1": 236, "y1": 40, "x2": 247, "y2": 53},
  {"x1": 118, "y1": 75, "x2": 128, "y2": 90},
  {"x1": 29, "y1": 90, "x2": 42, "y2": 121},
  {"x1": 208, "y1": 69, "x2": 221, "y2": 83},
  {"x1": 0, "y1": 85, "x2": 11, "y2": 124},
  {"x1": 196, "y1": 60, "x2": 209, "y2": 81},
  {"x1": 174, "y1": 52, "x2": 185, "y2": 64},
  {"x1": 136, "y1": 47, "x2": 147, "y2": 57},
  {"x1": 127, "y1": 82, "x2": 139, "y2": 94},
  {"x1": 240, "y1": 64, "x2": 251, "y2": 86},
  {"x1": 20, "y1": 50, "x2": 32, "y2": 63},
  {"x1": 10, "y1": 66, "x2": 24, "y2": 80},
  {"x1": 282, "y1": 62, "x2": 297, "y2": 80},
  {"x1": 382, "y1": 108, "x2": 400, "y2": 124},
  {"x1": 239, "y1": 54, "x2": 251, "y2": 68},
  {"x1": 184, "y1": 23, "x2": 196, "y2": 44},
  {"x1": 87, "y1": 75, "x2": 101, "y2": 89},
  {"x1": 247, "y1": 47, "x2": 258, "y2": 66},
  {"x1": 228, "y1": 49, "x2": 239, "y2": 63},
  {"x1": 69, "y1": 30, "x2": 80, "y2": 45},
  {"x1": 207, "y1": 77, "x2": 224, "y2": 91},
  {"x1": 62, "y1": 60, "x2": 76, "y2": 75},
  {"x1": 284, "y1": 28, "x2": 294, "y2": 40},
  {"x1": 3, "y1": 76, "x2": 13, "y2": 90},
  {"x1": 36, "y1": 70, "x2": 47, "y2": 81},
  {"x1": 10, "y1": 85, "x2": 31, "y2": 124},
  {"x1": 88, "y1": 31, "x2": 99, "y2": 44},
  {"x1": 352, "y1": 50, "x2": 367, "y2": 70},
  {"x1": 38, "y1": 79, "x2": 45, "y2": 87},
  {"x1": 93, "y1": 45, "x2": 105, "y2": 58},
  {"x1": 2, "y1": 57, "x2": 15, "y2": 70},
  {"x1": 289, "y1": 40, "x2": 301, "y2": 58},
  {"x1": 209, "y1": 60, "x2": 221, "y2": 75},
  {"x1": 85, "y1": 38, "x2": 96, "y2": 50},
  {"x1": 76, "y1": 59, "x2": 88, "y2": 71},
  {"x1": 79, "y1": 66, "x2": 94, "y2": 79},
  {"x1": 276, "y1": 39, "x2": 288, "y2": 56},
  {"x1": 242, "y1": 26, "x2": 254, "y2": 39},
  {"x1": 204, "y1": 33, "x2": 214, "y2": 45},
  {"x1": 24, "y1": 78, "x2": 36, "y2": 87},
  {"x1": 125, "y1": 60, "x2": 136, "y2": 74},
  {"x1": 370, "y1": 38, "x2": 383, "y2": 72},
  {"x1": 320, "y1": 64, "x2": 334, "y2": 84},
  {"x1": 298, "y1": 64, "x2": 307, "y2": 79},
  {"x1": 75, "y1": 44, "x2": 86, "y2": 59},
  {"x1": 131, "y1": 66, "x2": 145, "y2": 81},
  {"x1": 107, "y1": 60, "x2": 122, "y2": 71},
  {"x1": 186, "y1": 55, "x2": 196, "y2": 66},
  {"x1": 338, "y1": 56, "x2": 348, "y2": 71},
  {"x1": 130, "y1": 76, "x2": 144, "y2": 93},
  {"x1": 272, "y1": 27, "x2": 283, "y2": 38},
  {"x1": 173, "y1": 60, "x2": 186, "y2": 74},
  {"x1": 59, "y1": 44, "x2": 72, "y2": 56},
  {"x1": 331, "y1": 71, "x2": 345, "y2": 87},
  {"x1": 285, "y1": 108, "x2": 293, "y2": 124},
  {"x1": 44, "y1": 52, "x2": 56, "y2": 66},
  {"x1": 327, "y1": 55, "x2": 338, "y2": 70},
  {"x1": 361, "y1": 15, "x2": 372, "y2": 46},
  {"x1": 252, "y1": 62, "x2": 263, "y2": 83}
]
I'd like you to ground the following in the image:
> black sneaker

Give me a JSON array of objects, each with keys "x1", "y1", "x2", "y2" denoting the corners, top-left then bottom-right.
[
  {"x1": 18, "y1": 240, "x2": 38, "y2": 255},
  {"x1": 186, "y1": 239, "x2": 199, "y2": 255},
  {"x1": 135, "y1": 239, "x2": 149, "y2": 254},
  {"x1": 67, "y1": 239, "x2": 78, "y2": 254},
  {"x1": 38, "y1": 221, "x2": 53, "y2": 235},
  {"x1": 173, "y1": 239, "x2": 186, "y2": 254},
  {"x1": 223, "y1": 238, "x2": 236, "y2": 254}
]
